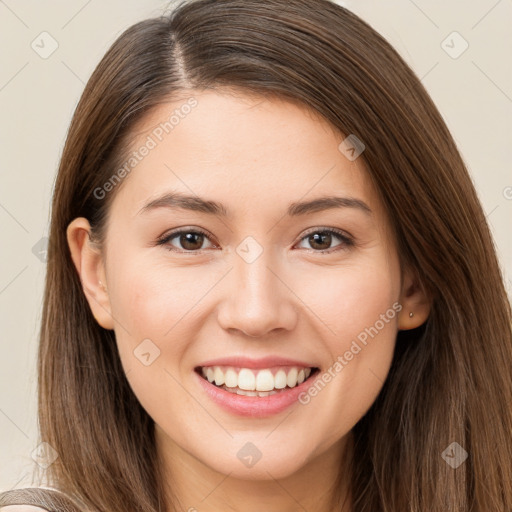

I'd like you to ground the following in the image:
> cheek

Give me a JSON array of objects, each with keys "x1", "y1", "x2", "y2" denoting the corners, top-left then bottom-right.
[
  {"x1": 106, "y1": 258, "x2": 206, "y2": 425},
  {"x1": 327, "y1": 254, "x2": 400, "y2": 371},
  {"x1": 293, "y1": 253, "x2": 400, "y2": 443},
  {"x1": 109, "y1": 254, "x2": 208, "y2": 338},
  {"x1": 299, "y1": 253, "x2": 400, "y2": 341},
  {"x1": 339, "y1": 267, "x2": 398, "y2": 334},
  {"x1": 107, "y1": 254, "x2": 223, "y2": 387}
]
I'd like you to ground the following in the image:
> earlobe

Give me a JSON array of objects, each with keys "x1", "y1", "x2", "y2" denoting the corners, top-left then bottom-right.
[
  {"x1": 66, "y1": 217, "x2": 115, "y2": 330},
  {"x1": 397, "y1": 270, "x2": 431, "y2": 330}
]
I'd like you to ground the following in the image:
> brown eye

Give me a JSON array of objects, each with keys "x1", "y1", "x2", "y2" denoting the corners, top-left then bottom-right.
[
  {"x1": 296, "y1": 228, "x2": 354, "y2": 253},
  {"x1": 177, "y1": 232, "x2": 206, "y2": 251},
  {"x1": 157, "y1": 228, "x2": 215, "y2": 252},
  {"x1": 307, "y1": 232, "x2": 333, "y2": 251}
]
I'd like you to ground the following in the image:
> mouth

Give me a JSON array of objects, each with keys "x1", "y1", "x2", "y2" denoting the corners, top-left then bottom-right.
[{"x1": 194, "y1": 365, "x2": 321, "y2": 397}]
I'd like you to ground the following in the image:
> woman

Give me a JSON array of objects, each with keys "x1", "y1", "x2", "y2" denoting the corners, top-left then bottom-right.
[{"x1": 1, "y1": 0, "x2": 511, "y2": 510}]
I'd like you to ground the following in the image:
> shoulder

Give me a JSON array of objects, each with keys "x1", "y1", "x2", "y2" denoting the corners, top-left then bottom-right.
[
  {"x1": 1, "y1": 506, "x2": 49, "y2": 511},
  {"x1": 0, "y1": 486, "x2": 81, "y2": 512},
  {"x1": 0, "y1": 486, "x2": 51, "y2": 511}
]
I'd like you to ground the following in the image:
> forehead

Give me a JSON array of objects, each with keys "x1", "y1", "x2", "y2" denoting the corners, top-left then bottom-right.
[{"x1": 111, "y1": 88, "x2": 380, "y2": 220}]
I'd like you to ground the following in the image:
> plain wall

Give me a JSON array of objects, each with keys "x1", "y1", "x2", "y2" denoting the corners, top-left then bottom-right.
[{"x1": 1, "y1": 0, "x2": 511, "y2": 492}]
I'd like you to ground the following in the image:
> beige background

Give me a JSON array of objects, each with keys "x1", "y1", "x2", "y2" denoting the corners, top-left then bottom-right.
[{"x1": 1, "y1": 0, "x2": 511, "y2": 492}]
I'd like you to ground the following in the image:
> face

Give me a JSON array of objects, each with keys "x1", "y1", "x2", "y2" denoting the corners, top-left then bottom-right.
[{"x1": 68, "y1": 89, "x2": 428, "y2": 482}]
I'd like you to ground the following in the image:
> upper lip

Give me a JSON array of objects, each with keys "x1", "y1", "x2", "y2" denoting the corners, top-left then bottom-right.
[{"x1": 196, "y1": 356, "x2": 318, "y2": 370}]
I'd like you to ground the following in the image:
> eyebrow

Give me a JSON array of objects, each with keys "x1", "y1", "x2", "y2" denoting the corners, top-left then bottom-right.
[{"x1": 138, "y1": 192, "x2": 372, "y2": 217}]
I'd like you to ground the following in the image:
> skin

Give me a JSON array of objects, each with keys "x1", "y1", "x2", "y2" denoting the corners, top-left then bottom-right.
[{"x1": 67, "y1": 89, "x2": 430, "y2": 512}]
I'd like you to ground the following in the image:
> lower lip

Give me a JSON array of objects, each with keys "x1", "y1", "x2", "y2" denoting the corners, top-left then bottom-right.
[{"x1": 194, "y1": 369, "x2": 319, "y2": 418}]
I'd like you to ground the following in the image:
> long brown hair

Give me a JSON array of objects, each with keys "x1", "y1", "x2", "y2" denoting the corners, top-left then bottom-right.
[{"x1": 38, "y1": 0, "x2": 512, "y2": 510}]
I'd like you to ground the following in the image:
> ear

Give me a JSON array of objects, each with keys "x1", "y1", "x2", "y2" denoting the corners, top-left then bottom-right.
[
  {"x1": 66, "y1": 217, "x2": 114, "y2": 330},
  {"x1": 397, "y1": 269, "x2": 431, "y2": 330}
]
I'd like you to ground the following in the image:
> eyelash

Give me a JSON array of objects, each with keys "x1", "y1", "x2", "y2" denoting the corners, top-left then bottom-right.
[{"x1": 155, "y1": 226, "x2": 355, "y2": 254}]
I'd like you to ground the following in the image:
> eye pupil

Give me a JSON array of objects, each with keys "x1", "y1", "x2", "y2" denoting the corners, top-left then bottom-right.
[
  {"x1": 181, "y1": 232, "x2": 204, "y2": 250},
  {"x1": 309, "y1": 232, "x2": 332, "y2": 250}
]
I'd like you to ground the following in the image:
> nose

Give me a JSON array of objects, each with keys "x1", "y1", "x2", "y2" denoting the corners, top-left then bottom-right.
[{"x1": 216, "y1": 253, "x2": 298, "y2": 338}]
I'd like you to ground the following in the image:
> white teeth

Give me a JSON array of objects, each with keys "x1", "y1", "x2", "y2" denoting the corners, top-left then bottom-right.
[
  {"x1": 238, "y1": 368, "x2": 256, "y2": 391},
  {"x1": 255, "y1": 369, "x2": 274, "y2": 391},
  {"x1": 286, "y1": 367, "x2": 298, "y2": 388},
  {"x1": 224, "y1": 368, "x2": 238, "y2": 388},
  {"x1": 199, "y1": 365, "x2": 315, "y2": 392},
  {"x1": 214, "y1": 367, "x2": 225, "y2": 386},
  {"x1": 219, "y1": 384, "x2": 280, "y2": 396},
  {"x1": 237, "y1": 389, "x2": 257, "y2": 396},
  {"x1": 274, "y1": 370, "x2": 288, "y2": 389}
]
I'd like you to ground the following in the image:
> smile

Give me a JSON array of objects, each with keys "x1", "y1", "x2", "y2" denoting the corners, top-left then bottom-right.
[
  {"x1": 194, "y1": 364, "x2": 320, "y2": 417},
  {"x1": 197, "y1": 365, "x2": 316, "y2": 396}
]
